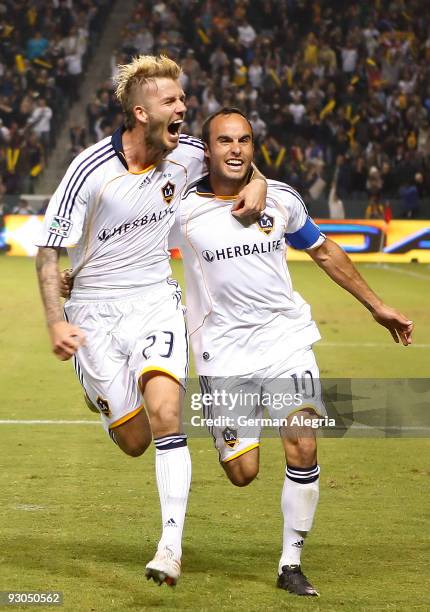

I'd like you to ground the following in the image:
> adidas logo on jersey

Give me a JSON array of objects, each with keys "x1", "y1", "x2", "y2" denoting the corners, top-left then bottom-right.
[{"x1": 139, "y1": 176, "x2": 152, "y2": 188}]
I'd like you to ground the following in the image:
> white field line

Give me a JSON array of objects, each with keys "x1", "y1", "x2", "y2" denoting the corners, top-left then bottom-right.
[
  {"x1": 363, "y1": 263, "x2": 430, "y2": 280},
  {"x1": 0, "y1": 419, "x2": 100, "y2": 424},
  {"x1": 318, "y1": 342, "x2": 430, "y2": 348},
  {"x1": 347, "y1": 425, "x2": 430, "y2": 431}
]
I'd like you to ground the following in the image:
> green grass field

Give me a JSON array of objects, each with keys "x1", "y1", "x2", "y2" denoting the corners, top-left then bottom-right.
[{"x1": 0, "y1": 257, "x2": 429, "y2": 611}]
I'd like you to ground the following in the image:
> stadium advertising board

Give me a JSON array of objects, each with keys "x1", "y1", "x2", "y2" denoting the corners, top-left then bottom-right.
[
  {"x1": 286, "y1": 219, "x2": 430, "y2": 263},
  {"x1": 2, "y1": 215, "x2": 430, "y2": 262}
]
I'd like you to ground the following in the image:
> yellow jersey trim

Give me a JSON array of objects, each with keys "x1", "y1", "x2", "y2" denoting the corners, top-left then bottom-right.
[
  {"x1": 139, "y1": 366, "x2": 181, "y2": 385},
  {"x1": 109, "y1": 404, "x2": 144, "y2": 429},
  {"x1": 195, "y1": 189, "x2": 215, "y2": 197},
  {"x1": 287, "y1": 404, "x2": 323, "y2": 418},
  {"x1": 223, "y1": 442, "x2": 260, "y2": 463},
  {"x1": 118, "y1": 148, "x2": 156, "y2": 174},
  {"x1": 195, "y1": 189, "x2": 238, "y2": 200},
  {"x1": 217, "y1": 194, "x2": 237, "y2": 200},
  {"x1": 127, "y1": 163, "x2": 156, "y2": 175}
]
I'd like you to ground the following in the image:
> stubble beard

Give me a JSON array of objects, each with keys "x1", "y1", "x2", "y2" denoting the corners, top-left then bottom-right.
[
  {"x1": 145, "y1": 135, "x2": 165, "y2": 156},
  {"x1": 212, "y1": 163, "x2": 249, "y2": 194},
  {"x1": 144, "y1": 116, "x2": 169, "y2": 160},
  {"x1": 145, "y1": 113, "x2": 180, "y2": 158}
]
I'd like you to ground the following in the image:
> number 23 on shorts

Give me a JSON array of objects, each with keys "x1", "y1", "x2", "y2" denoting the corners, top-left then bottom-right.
[{"x1": 142, "y1": 331, "x2": 175, "y2": 359}]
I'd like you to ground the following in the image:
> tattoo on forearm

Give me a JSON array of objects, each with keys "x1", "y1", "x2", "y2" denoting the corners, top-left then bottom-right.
[{"x1": 35, "y1": 247, "x2": 63, "y2": 327}]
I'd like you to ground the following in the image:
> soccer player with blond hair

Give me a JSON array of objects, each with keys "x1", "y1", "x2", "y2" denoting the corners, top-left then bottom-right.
[{"x1": 35, "y1": 56, "x2": 266, "y2": 587}]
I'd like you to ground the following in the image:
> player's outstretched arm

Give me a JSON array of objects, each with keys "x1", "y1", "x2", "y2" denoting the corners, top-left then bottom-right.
[
  {"x1": 232, "y1": 163, "x2": 267, "y2": 219},
  {"x1": 308, "y1": 238, "x2": 413, "y2": 346},
  {"x1": 36, "y1": 247, "x2": 85, "y2": 360}
]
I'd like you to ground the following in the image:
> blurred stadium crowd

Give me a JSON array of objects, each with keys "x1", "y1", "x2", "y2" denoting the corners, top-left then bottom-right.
[
  {"x1": 0, "y1": 0, "x2": 109, "y2": 205},
  {"x1": 3, "y1": 0, "x2": 430, "y2": 218}
]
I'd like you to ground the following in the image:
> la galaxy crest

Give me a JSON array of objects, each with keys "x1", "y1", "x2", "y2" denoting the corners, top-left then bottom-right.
[
  {"x1": 257, "y1": 212, "x2": 275, "y2": 236},
  {"x1": 222, "y1": 427, "x2": 239, "y2": 449},
  {"x1": 84, "y1": 393, "x2": 112, "y2": 418},
  {"x1": 96, "y1": 396, "x2": 111, "y2": 418},
  {"x1": 161, "y1": 180, "x2": 175, "y2": 205}
]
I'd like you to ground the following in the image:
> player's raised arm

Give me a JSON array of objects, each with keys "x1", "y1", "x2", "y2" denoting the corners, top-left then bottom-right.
[
  {"x1": 307, "y1": 238, "x2": 414, "y2": 346},
  {"x1": 36, "y1": 247, "x2": 85, "y2": 360},
  {"x1": 232, "y1": 162, "x2": 267, "y2": 219}
]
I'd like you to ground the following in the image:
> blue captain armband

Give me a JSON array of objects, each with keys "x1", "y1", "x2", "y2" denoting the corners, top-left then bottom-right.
[{"x1": 285, "y1": 217, "x2": 324, "y2": 250}]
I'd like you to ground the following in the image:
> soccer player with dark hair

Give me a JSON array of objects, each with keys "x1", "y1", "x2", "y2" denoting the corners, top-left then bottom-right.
[{"x1": 168, "y1": 108, "x2": 413, "y2": 596}]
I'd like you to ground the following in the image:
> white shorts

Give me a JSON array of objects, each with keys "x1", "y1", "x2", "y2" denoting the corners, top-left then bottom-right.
[
  {"x1": 199, "y1": 346, "x2": 326, "y2": 463},
  {"x1": 64, "y1": 279, "x2": 188, "y2": 432}
]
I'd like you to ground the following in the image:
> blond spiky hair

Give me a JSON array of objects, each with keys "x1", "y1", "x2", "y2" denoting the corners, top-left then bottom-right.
[{"x1": 114, "y1": 55, "x2": 182, "y2": 129}]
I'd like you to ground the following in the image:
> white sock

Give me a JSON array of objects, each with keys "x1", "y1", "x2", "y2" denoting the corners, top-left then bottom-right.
[
  {"x1": 279, "y1": 464, "x2": 320, "y2": 574},
  {"x1": 154, "y1": 434, "x2": 192, "y2": 560}
]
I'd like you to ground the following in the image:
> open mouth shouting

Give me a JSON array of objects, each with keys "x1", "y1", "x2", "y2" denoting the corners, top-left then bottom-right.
[
  {"x1": 167, "y1": 119, "x2": 183, "y2": 141},
  {"x1": 225, "y1": 158, "x2": 245, "y2": 172}
]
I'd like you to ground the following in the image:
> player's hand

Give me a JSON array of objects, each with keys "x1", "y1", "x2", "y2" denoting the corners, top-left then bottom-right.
[
  {"x1": 371, "y1": 304, "x2": 413, "y2": 346},
  {"x1": 232, "y1": 177, "x2": 267, "y2": 220},
  {"x1": 60, "y1": 269, "x2": 73, "y2": 299},
  {"x1": 48, "y1": 321, "x2": 85, "y2": 361}
]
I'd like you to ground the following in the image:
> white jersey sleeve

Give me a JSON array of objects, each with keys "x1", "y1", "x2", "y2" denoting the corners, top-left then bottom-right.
[
  {"x1": 177, "y1": 134, "x2": 207, "y2": 184},
  {"x1": 36, "y1": 143, "x2": 107, "y2": 248},
  {"x1": 267, "y1": 180, "x2": 325, "y2": 250}
]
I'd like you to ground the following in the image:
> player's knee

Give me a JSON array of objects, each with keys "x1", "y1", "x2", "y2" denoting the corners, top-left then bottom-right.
[
  {"x1": 122, "y1": 438, "x2": 150, "y2": 457},
  {"x1": 114, "y1": 430, "x2": 151, "y2": 457},
  {"x1": 296, "y1": 434, "x2": 317, "y2": 463},
  {"x1": 230, "y1": 473, "x2": 257, "y2": 487},
  {"x1": 140, "y1": 374, "x2": 182, "y2": 434},
  {"x1": 149, "y1": 401, "x2": 180, "y2": 433},
  {"x1": 286, "y1": 432, "x2": 317, "y2": 465},
  {"x1": 225, "y1": 464, "x2": 259, "y2": 487}
]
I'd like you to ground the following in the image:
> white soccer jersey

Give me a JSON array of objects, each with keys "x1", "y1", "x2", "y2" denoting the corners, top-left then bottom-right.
[
  {"x1": 169, "y1": 178, "x2": 325, "y2": 376},
  {"x1": 36, "y1": 129, "x2": 205, "y2": 298}
]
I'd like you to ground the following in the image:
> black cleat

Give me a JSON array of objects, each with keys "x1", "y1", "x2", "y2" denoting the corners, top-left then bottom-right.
[{"x1": 277, "y1": 565, "x2": 319, "y2": 596}]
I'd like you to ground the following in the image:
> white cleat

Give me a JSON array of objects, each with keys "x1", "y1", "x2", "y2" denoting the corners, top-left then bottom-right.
[{"x1": 145, "y1": 547, "x2": 181, "y2": 587}]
